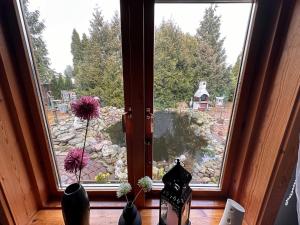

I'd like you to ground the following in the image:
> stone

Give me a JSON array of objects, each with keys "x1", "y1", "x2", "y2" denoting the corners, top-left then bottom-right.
[
  {"x1": 202, "y1": 177, "x2": 211, "y2": 183},
  {"x1": 68, "y1": 137, "x2": 83, "y2": 145},
  {"x1": 91, "y1": 153, "x2": 99, "y2": 160},
  {"x1": 94, "y1": 143, "x2": 103, "y2": 151},
  {"x1": 200, "y1": 168, "x2": 206, "y2": 174},
  {"x1": 86, "y1": 137, "x2": 97, "y2": 144},
  {"x1": 102, "y1": 145, "x2": 119, "y2": 158},
  {"x1": 207, "y1": 168, "x2": 215, "y2": 175},
  {"x1": 153, "y1": 166, "x2": 159, "y2": 177},
  {"x1": 106, "y1": 165, "x2": 114, "y2": 173},
  {"x1": 100, "y1": 140, "x2": 112, "y2": 146},
  {"x1": 116, "y1": 172, "x2": 127, "y2": 180},
  {"x1": 116, "y1": 159, "x2": 123, "y2": 167},
  {"x1": 57, "y1": 133, "x2": 76, "y2": 143}
]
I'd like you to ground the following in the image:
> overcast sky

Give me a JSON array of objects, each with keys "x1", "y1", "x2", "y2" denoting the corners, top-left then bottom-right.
[{"x1": 28, "y1": 0, "x2": 252, "y2": 73}]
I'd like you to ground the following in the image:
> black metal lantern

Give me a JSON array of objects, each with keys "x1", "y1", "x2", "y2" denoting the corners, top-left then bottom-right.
[{"x1": 159, "y1": 159, "x2": 192, "y2": 225}]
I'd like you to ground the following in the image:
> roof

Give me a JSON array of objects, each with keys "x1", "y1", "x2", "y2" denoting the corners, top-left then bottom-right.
[
  {"x1": 162, "y1": 159, "x2": 192, "y2": 186},
  {"x1": 194, "y1": 88, "x2": 209, "y2": 97}
]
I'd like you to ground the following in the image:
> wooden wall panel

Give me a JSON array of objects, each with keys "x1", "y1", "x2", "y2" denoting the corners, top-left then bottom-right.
[
  {"x1": 0, "y1": 0, "x2": 51, "y2": 204},
  {"x1": 0, "y1": 83, "x2": 38, "y2": 224},
  {"x1": 237, "y1": 1, "x2": 300, "y2": 224}
]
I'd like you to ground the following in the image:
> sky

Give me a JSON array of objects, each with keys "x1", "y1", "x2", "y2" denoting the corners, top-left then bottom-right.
[{"x1": 28, "y1": 0, "x2": 252, "y2": 73}]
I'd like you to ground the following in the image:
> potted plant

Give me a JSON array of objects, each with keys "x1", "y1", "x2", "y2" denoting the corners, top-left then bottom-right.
[
  {"x1": 61, "y1": 96, "x2": 100, "y2": 225},
  {"x1": 117, "y1": 176, "x2": 153, "y2": 225}
]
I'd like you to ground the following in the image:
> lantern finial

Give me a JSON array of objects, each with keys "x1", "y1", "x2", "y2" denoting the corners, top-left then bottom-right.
[{"x1": 176, "y1": 158, "x2": 180, "y2": 165}]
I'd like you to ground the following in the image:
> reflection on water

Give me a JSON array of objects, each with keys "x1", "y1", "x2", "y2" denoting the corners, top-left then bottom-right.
[
  {"x1": 106, "y1": 111, "x2": 210, "y2": 162},
  {"x1": 153, "y1": 111, "x2": 208, "y2": 162}
]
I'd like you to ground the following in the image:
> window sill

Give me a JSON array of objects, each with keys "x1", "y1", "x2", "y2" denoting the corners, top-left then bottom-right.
[
  {"x1": 29, "y1": 209, "x2": 224, "y2": 224},
  {"x1": 44, "y1": 199, "x2": 226, "y2": 209}
]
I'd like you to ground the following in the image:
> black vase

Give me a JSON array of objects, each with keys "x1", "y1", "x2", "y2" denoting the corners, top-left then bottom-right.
[
  {"x1": 118, "y1": 202, "x2": 142, "y2": 225},
  {"x1": 61, "y1": 183, "x2": 90, "y2": 225}
]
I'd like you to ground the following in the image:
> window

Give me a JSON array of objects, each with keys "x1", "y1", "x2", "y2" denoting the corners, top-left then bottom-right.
[
  {"x1": 20, "y1": 0, "x2": 127, "y2": 187},
  {"x1": 152, "y1": 3, "x2": 252, "y2": 187},
  {"x1": 18, "y1": 0, "x2": 253, "y2": 193}
]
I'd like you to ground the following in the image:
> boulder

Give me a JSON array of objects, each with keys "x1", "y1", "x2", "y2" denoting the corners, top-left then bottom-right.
[{"x1": 102, "y1": 144, "x2": 119, "y2": 158}]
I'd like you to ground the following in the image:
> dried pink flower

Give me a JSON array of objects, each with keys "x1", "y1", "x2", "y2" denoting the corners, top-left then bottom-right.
[
  {"x1": 64, "y1": 148, "x2": 89, "y2": 174},
  {"x1": 71, "y1": 96, "x2": 100, "y2": 120}
]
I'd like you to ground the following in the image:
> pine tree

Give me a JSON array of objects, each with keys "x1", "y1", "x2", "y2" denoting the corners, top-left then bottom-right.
[
  {"x1": 196, "y1": 5, "x2": 226, "y2": 64},
  {"x1": 64, "y1": 65, "x2": 74, "y2": 90},
  {"x1": 71, "y1": 29, "x2": 82, "y2": 76},
  {"x1": 57, "y1": 74, "x2": 65, "y2": 97},
  {"x1": 73, "y1": 9, "x2": 124, "y2": 107},
  {"x1": 22, "y1": 0, "x2": 52, "y2": 83},
  {"x1": 64, "y1": 65, "x2": 73, "y2": 77},
  {"x1": 195, "y1": 4, "x2": 230, "y2": 100}
]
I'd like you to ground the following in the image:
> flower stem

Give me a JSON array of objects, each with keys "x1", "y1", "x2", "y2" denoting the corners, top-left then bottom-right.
[
  {"x1": 125, "y1": 194, "x2": 128, "y2": 203},
  {"x1": 78, "y1": 119, "x2": 90, "y2": 183},
  {"x1": 132, "y1": 188, "x2": 143, "y2": 204},
  {"x1": 75, "y1": 169, "x2": 79, "y2": 181}
]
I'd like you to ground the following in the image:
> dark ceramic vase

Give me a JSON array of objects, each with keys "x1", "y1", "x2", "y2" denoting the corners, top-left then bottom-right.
[
  {"x1": 61, "y1": 183, "x2": 90, "y2": 225},
  {"x1": 118, "y1": 202, "x2": 142, "y2": 225}
]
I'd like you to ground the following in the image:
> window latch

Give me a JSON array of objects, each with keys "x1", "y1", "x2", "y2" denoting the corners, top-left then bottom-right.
[
  {"x1": 145, "y1": 107, "x2": 153, "y2": 146},
  {"x1": 122, "y1": 107, "x2": 132, "y2": 133}
]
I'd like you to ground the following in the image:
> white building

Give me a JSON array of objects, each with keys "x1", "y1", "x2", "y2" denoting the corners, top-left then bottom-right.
[{"x1": 192, "y1": 81, "x2": 210, "y2": 111}]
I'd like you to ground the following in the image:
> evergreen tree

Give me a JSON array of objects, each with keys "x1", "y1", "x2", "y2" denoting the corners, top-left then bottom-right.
[
  {"x1": 197, "y1": 5, "x2": 226, "y2": 64},
  {"x1": 99, "y1": 11, "x2": 124, "y2": 107},
  {"x1": 57, "y1": 74, "x2": 65, "y2": 93},
  {"x1": 228, "y1": 54, "x2": 242, "y2": 101},
  {"x1": 196, "y1": 4, "x2": 230, "y2": 100},
  {"x1": 64, "y1": 65, "x2": 74, "y2": 90},
  {"x1": 64, "y1": 65, "x2": 73, "y2": 77},
  {"x1": 50, "y1": 75, "x2": 60, "y2": 99},
  {"x1": 73, "y1": 9, "x2": 124, "y2": 107},
  {"x1": 71, "y1": 29, "x2": 82, "y2": 76},
  {"x1": 154, "y1": 20, "x2": 196, "y2": 109},
  {"x1": 22, "y1": 0, "x2": 52, "y2": 83},
  {"x1": 64, "y1": 76, "x2": 73, "y2": 90}
]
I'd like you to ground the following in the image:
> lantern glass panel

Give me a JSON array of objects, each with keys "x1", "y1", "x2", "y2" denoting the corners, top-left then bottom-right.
[
  {"x1": 181, "y1": 200, "x2": 191, "y2": 225},
  {"x1": 166, "y1": 203, "x2": 179, "y2": 224},
  {"x1": 161, "y1": 199, "x2": 168, "y2": 224},
  {"x1": 160, "y1": 198, "x2": 179, "y2": 225}
]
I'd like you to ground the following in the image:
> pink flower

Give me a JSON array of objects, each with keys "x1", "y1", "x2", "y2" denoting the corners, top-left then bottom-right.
[
  {"x1": 71, "y1": 96, "x2": 100, "y2": 120},
  {"x1": 64, "y1": 148, "x2": 89, "y2": 173}
]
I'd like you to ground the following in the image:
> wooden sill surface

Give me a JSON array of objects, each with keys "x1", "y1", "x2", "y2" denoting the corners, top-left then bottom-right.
[
  {"x1": 44, "y1": 199, "x2": 226, "y2": 209},
  {"x1": 29, "y1": 209, "x2": 223, "y2": 225}
]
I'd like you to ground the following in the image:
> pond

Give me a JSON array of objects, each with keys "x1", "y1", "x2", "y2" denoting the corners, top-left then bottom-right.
[{"x1": 105, "y1": 111, "x2": 211, "y2": 164}]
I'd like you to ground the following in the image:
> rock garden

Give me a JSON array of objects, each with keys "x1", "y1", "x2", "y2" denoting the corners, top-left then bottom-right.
[{"x1": 49, "y1": 105, "x2": 230, "y2": 186}]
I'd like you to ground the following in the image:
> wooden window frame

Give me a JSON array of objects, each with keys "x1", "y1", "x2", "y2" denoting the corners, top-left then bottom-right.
[{"x1": 0, "y1": 0, "x2": 299, "y2": 224}]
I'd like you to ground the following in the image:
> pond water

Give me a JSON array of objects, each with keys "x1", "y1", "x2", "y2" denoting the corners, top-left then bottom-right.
[
  {"x1": 153, "y1": 111, "x2": 209, "y2": 162},
  {"x1": 105, "y1": 111, "x2": 210, "y2": 163}
]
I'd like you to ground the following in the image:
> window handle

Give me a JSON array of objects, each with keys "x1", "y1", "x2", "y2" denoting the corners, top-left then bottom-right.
[
  {"x1": 145, "y1": 107, "x2": 153, "y2": 135},
  {"x1": 122, "y1": 107, "x2": 132, "y2": 133}
]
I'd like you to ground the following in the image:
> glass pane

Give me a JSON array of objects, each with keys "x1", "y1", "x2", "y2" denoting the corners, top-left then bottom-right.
[
  {"x1": 20, "y1": 0, "x2": 126, "y2": 187},
  {"x1": 160, "y1": 199, "x2": 179, "y2": 225},
  {"x1": 153, "y1": 3, "x2": 252, "y2": 186},
  {"x1": 181, "y1": 200, "x2": 190, "y2": 225}
]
